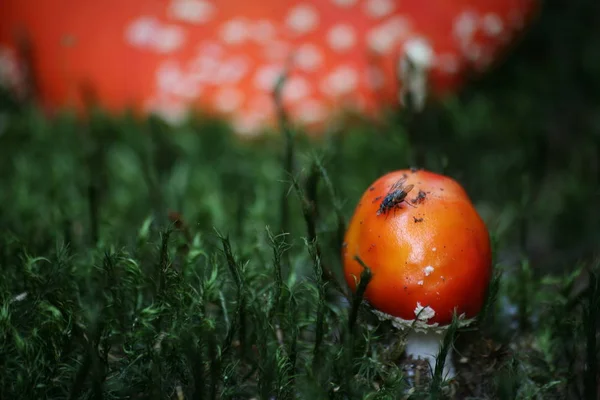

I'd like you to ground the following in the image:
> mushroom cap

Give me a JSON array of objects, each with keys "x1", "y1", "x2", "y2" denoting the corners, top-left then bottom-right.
[
  {"x1": 342, "y1": 169, "x2": 492, "y2": 328},
  {"x1": 0, "y1": 0, "x2": 538, "y2": 135}
]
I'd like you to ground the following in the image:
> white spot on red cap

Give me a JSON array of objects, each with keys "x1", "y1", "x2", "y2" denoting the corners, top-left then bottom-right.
[
  {"x1": 367, "y1": 26, "x2": 396, "y2": 54},
  {"x1": 482, "y1": 13, "x2": 503, "y2": 37},
  {"x1": 188, "y1": 51, "x2": 220, "y2": 83},
  {"x1": 295, "y1": 99, "x2": 327, "y2": 124},
  {"x1": 364, "y1": 0, "x2": 396, "y2": 19},
  {"x1": 220, "y1": 18, "x2": 249, "y2": 45},
  {"x1": 417, "y1": 280, "x2": 424, "y2": 286},
  {"x1": 327, "y1": 24, "x2": 356, "y2": 52},
  {"x1": 331, "y1": 0, "x2": 358, "y2": 7},
  {"x1": 254, "y1": 64, "x2": 285, "y2": 91},
  {"x1": 384, "y1": 16, "x2": 412, "y2": 38},
  {"x1": 294, "y1": 44, "x2": 323, "y2": 72},
  {"x1": 365, "y1": 66, "x2": 385, "y2": 90},
  {"x1": 424, "y1": 266, "x2": 434, "y2": 276},
  {"x1": 215, "y1": 56, "x2": 250, "y2": 84},
  {"x1": 282, "y1": 76, "x2": 311, "y2": 102},
  {"x1": 367, "y1": 16, "x2": 411, "y2": 54},
  {"x1": 321, "y1": 65, "x2": 358, "y2": 95},
  {"x1": 156, "y1": 61, "x2": 201, "y2": 98},
  {"x1": 414, "y1": 302, "x2": 435, "y2": 321},
  {"x1": 453, "y1": 10, "x2": 478, "y2": 42},
  {"x1": 286, "y1": 4, "x2": 319, "y2": 34},
  {"x1": 214, "y1": 87, "x2": 244, "y2": 113},
  {"x1": 126, "y1": 17, "x2": 186, "y2": 53},
  {"x1": 168, "y1": 0, "x2": 216, "y2": 24},
  {"x1": 154, "y1": 25, "x2": 186, "y2": 53},
  {"x1": 125, "y1": 16, "x2": 159, "y2": 48}
]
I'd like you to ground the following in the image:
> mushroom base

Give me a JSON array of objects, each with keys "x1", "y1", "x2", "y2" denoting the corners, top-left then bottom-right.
[
  {"x1": 404, "y1": 329, "x2": 455, "y2": 379},
  {"x1": 371, "y1": 307, "x2": 477, "y2": 381}
]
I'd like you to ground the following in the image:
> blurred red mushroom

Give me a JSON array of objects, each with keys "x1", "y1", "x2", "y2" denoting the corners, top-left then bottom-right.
[{"x1": 0, "y1": 0, "x2": 538, "y2": 135}]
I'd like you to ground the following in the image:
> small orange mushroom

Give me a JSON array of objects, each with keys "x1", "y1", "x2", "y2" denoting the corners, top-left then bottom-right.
[{"x1": 342, "y1": 169, "x2": 492, "y2": 378}]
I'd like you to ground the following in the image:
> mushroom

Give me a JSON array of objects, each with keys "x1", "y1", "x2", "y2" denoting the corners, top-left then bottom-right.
[
  {"x1": 0, "y1": 0, "x2": 538, "y2": 135},
  {"x1": 342, "y1": 169, "x2": 492, "y2": 380}
]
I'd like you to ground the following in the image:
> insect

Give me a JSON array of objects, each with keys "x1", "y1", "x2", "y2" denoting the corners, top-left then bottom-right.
[
  {"x1": 376, "y1": 178, "x2": 416, "y2": 216},
  {"x1": 411, "y1": 190, "x2": 427, "y2": 205}
]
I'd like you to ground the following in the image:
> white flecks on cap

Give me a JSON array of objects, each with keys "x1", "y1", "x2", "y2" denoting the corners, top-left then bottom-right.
[
  {"x1": 214, "y1": 87, "x2": 244, "y2": 113},
  {"x1": 254, "y1": 64, "x2": 285, "y2": 91},
  {"x1": 321, "y1": 65, "x2": 359, "y2": 96},
  {"x1": 414, "y1": 302, "x2": 436, "y2": 321},
  {"x1": 168, "y1": 0, "x2": 216, "y2": 25},
  {"x1": 213, "y1": 56, "x2": 250, "y2": 84},
  {"x1": 453, "y1": 10, "x2": 479, "y2": 42},
  {"x1": 188, "y1": 51, "x2": 221, "y2": 84},
  {"x1": 331, "y1": 0, "x2": 358, "y2": 8},
  {"x1": 295, "y1": 99, "x2": 327, "y2": 124},
  {"x1": 125, "y1": 16, "x2": 159, "y2": 48},
  {"x1": 365, "y1": 66, "x2": 386, "y2": 90},
  {"x1": 156, "y1": 60, "x2": 184, "y2": 92},
  {"x1": 220, "y1": 18, "x2": 249, "y2": 45},
  {"x1": 417, "y1": 280, "x2": 424, "y2": 286},
  {"x1": 286, "y1": 4, "x2": 320, "y2": 35},
  {"x1": 327, "y1": 24, "x2": 356, "y2": 52},
  {"x1": 367, "y1": 26, "x2": 395, "y2": 54},
  {"x1": 153, "y1": 25, "x2": 186, "y2": 53},
  {"x1": 156, "y1": 60, "x2": 201, "y2": 99},
  {"x1": 432, "y1": 247, "x2": 437, "y2": 252},
  {"x1": 294, "y1": 43, "x2": 323, "y2": 72},
  {"x1": 424, "y1": 266, "x2": 434, "y2": 276},
  {"x1": 482, "y1": 13, "x2": 504, "y2": 37},
  {"x1": 194, "y1": 41, "x2": 224, "y2": 58},
  {"x1": 367, "y1": 16, "x2": 411, "y2": 54},
  {"x1": 384, "y1": 16, "x2": 411, "y2": 37},
  {"x1": 282, "y1": 76, "x2": 311, "y2": 102},
  {"x1": 364, "y1": 0, "x2": 396, "y2": 19},
  {"x1": 251, "y1": 20, "x2": 277, "y2": 43}
]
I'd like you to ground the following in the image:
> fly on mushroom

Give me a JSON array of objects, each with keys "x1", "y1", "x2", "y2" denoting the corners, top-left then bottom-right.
[{"x1": 376, "y1": 177, "x2": 416, "y2": 217}]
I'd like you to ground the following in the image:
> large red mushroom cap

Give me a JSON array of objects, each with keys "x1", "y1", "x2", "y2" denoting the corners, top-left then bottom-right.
[{"x1": 0, "y1": 0, "x2": 538, "y2": 135}]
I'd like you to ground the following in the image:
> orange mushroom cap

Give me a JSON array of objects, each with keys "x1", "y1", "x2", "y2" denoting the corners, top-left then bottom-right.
[{"x1": 342, "y1": 169, "x2": 492, "y2": 328}]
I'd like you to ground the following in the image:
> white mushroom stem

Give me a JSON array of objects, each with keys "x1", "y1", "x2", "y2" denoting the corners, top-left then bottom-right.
[{"x1": 405, "y1": 329, "x2": 456, "y2": 380}]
